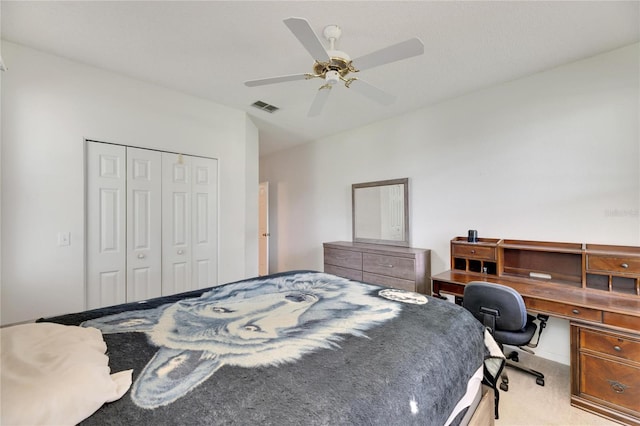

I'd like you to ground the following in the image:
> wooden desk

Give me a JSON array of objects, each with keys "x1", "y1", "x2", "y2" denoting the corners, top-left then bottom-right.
[
  {"x1": 433, "y1": 270, "x2": 640, "y2": 328},
  {"x1": 433, "y1": 237, "x2": 640, "y2": 425}
]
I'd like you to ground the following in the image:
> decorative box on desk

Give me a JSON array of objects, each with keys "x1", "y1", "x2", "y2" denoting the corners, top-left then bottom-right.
[
  {"x1": 432, "y1": 236, "x2": 640, "y2": 425},
  {"x1": 323, "y1": 241, "x2": 431, "y2": 294}
]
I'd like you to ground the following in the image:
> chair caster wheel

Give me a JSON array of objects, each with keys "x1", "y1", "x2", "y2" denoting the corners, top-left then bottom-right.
[
  {"x1": 536, "y1": 378, "x2": 545, "y2": 386},
  {"x1": 500, "y1": 382, "x2": 509, "y2": 391}
]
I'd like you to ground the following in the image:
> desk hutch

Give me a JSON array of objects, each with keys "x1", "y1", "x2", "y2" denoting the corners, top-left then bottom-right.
[{"x1": 432, "y1": 237, "x2": 640, "y2": 425}]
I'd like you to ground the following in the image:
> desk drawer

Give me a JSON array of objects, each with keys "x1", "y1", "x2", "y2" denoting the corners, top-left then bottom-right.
[
  {"x1": 432, "y1": 280, "x2": 464, "y2": 298},
  {"x1": 324, "y1": 247, "x2": 362, "y2": 270},
  {"x1": 579, "y1": 353, "x2": 640, "y2": 414},
  {"x1": 525, "y1": 298, "x2": 602, "y2": 322},
  {"x1": 603, "y1": 312, "x2": 640, "y2": 332},
  {"x1": 363, "y1": 253, "x2": 415, "y2": 281},
  {"x1": 452, "y1": 244, "x2": 496, "y2": 261},
  {"x1": 580, "y1": 328, "x2": 640, "y2": 362},
  {"x1": 588, "y1": 255, "x2": 640, "y2": 275}
]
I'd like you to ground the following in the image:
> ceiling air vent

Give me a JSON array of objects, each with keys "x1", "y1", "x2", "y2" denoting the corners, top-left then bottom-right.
[{"x1": 251, "y1": 100, "x2": 279, "y2": 113}]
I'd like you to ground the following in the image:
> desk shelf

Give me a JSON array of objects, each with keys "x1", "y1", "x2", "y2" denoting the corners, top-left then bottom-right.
[{"x1": 502, "y1": 240, "x2": 583, "y2": 287}]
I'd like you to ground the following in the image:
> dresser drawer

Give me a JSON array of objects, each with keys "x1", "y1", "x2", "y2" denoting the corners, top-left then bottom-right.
[
  {"x1": 452, "y1": 244, "x2": 496, "y2": 261},
  {"x1": 324, "y1": 247, "x2": 362, "y2": 270},
  {"x1": 324, "y1": 264, "x2": 363, "y2": 282},
  {"x1": 580, "y1": 328, "x2": 640, "y2": 362},
  {"x1": 525, "y1": 298, "x2": 602, "y2": 322},
  {"x1": 363, "y1": 272, "x2": 415, "y2": 292},
  {"x1": 588, "y1": 254, "x2": 640, "y2": 275},
  {"x1": 579, "y1": 353, "x2": 640, "y2": 414},
  {"x1": 363, "y1": 253, "x2": 415, "y2": 281}
]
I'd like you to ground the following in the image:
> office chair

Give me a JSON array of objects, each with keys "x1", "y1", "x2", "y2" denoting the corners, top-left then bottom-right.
[{"x1": 463, "y1": 281, "x2": 547, "y2": 392}]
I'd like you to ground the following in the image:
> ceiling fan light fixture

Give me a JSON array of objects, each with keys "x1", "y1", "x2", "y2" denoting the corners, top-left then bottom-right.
[{"x1": 325, "y1": 70, "x2": 340, "y2": 85}]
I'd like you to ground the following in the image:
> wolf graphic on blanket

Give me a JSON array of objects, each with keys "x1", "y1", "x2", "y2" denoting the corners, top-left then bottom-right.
[{"x1": 82, "y1": 272, "x2": 407, "y2": 409}]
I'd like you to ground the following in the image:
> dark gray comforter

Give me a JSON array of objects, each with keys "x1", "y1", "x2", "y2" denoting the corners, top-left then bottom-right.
[{"x1": 41, "y1": 271, "x2": 500, "y2": 425}]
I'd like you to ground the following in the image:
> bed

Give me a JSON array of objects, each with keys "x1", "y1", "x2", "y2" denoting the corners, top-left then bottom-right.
[{"x1": 1, "y1": 271, "x2": 504, "y2": 425}]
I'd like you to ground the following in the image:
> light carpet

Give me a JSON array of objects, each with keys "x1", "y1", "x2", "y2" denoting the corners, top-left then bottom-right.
[{"x1": 496, "y1": 351, "x2": 619, "y2": 426}]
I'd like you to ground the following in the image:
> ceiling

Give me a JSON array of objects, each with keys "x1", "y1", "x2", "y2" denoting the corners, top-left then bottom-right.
[{"x1": 2, "y1": 1, "x2": 639, "y2": 157}]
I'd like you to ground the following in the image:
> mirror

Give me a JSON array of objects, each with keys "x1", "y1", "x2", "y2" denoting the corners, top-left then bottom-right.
[{"x1": 352, "y1": 178, "x2": 409, "y2": 247}]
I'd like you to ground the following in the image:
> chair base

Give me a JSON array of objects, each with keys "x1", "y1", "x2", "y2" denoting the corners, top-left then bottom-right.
[{"x1": 499, "y1": 351, "x2": 545, "y2": 391}]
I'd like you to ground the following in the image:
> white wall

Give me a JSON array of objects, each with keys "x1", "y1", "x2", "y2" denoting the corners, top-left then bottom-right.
[
  {"x1": 260, "y1": 43, "x2": 640, "y2": 365},
  {"x1": 0, "y1": 41, "x2": 259, "y2": 325}
]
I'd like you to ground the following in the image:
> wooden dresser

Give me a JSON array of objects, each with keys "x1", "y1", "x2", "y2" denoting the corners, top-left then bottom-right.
[
  {"x1": 323, "y1": 241, "x2": 431, "y2": 294},
  {"x1": 432, "y1": 237, "x2": 640, "y2": 425}
]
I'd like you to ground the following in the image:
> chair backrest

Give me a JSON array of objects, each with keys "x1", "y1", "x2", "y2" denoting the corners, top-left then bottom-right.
[{"x1": 462, "y1": 281, "x2": 528, "y2": 332}]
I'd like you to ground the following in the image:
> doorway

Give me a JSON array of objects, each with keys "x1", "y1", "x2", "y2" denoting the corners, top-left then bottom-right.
[{"x1": 258, "y1": 182, "x2": 269, "y2": 275}]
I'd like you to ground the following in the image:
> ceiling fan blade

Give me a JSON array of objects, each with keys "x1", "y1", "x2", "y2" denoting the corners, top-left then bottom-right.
[
  {"x1": 347, "y1": 79, "x2": 396, "y2": 105},
  {"x1": 284, "y1": 17, "x2": 331, "y2": 62},
  {"x1": 352, "y1": 38, "x2": 424, "y2": 71},
  {"x1": 245, "y1": 73, "x2": 309, "y2": 87},
  {"x1": 308, "y1": 86, "x2": 332, "y2": 117}
]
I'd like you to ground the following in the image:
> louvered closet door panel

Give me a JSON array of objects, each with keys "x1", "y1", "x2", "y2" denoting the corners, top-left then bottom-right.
[
  {"x1": 126, "y1": 147, "x2": 162, "y2": 302},
  {"x1": 162, "y1": 153, "x2": 193, "y2": 295},
  {"x1": 87, "y1": 142, "x2": 126, "y2": 309},
  {"x1": 191, "y1": 157, "x2": 218, "y2": 289}
]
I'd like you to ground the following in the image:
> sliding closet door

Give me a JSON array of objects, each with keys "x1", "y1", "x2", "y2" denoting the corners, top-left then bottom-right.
[
  {"x1": 191, "y1": 156, "x2": 218, "y2": 289},
  {"x1": 126, "y1": 147, "x2": 162, "y2": 302},
  {"x1": 86, "y1": 142, "x2": 126, "y2": 309}
]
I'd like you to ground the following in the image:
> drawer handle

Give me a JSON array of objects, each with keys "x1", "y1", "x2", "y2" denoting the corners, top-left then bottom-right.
[
  {"x1": 613, "y1": 345, "x2": 622, "y2": 352},
  {"x1": 572, "y1": 309, "x2": 580, "y2": 315},
  {"x1": 470, "y1": 250, "x2": 476, "y2": 254},
  {"x1": 377, "y1": 263, "x2": 394, "y2": 268},
  {"x1": 607, "y1": 380, "x2": 627, "y2": 394},
  {"x1": 620, "y1": 263, "x2": 629, "y2": 269}
]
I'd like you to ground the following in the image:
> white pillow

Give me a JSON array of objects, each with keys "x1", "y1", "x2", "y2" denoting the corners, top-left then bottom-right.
[{"x1": 0, "y1": 322, "x2": 132, "y2": 425}]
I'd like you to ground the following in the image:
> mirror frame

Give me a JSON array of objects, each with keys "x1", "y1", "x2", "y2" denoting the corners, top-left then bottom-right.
[{"x1": 352, "y1": 178, "x2": 410, "y2": 247}]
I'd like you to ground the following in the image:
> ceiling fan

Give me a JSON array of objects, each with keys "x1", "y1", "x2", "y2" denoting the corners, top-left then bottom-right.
[{"x1": 244, "y1": 17, "x2": 424, "y2": 117}]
